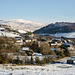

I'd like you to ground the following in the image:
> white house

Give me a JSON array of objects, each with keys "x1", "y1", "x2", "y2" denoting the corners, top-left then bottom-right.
[
  {"x1": 15, "y1": 37, "x2": 23, "y2": 45},
  {"x1": 25, "y1": 39, "x2": 31, "y2": 43},
  {"x1": 0, "y1": 27, "x2": 5, "y2": 31},
  {"x1": 50, "y1": 42, "x2": 62, "y2": 46}
]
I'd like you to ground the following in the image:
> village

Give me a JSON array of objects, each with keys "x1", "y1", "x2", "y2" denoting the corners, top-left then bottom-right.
[
  {"x1": 0, "y1": 24, "x2": 75, "y2": 65},
  {"x1": 0, "y1": 0, "x2": 75, "y2": 74}
]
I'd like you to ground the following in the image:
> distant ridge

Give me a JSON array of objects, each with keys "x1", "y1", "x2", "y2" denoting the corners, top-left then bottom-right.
[{"x1": 34, "y1": 22, "x2": 75, "y2": 34}]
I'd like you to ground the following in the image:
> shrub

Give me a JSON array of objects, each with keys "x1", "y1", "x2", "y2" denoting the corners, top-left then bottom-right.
[
  {"x1": 40, "y1": 56, "x2": 54, "y2": 64},
  {"x1": 25, "y1": 32, "x2": 32, "y2": 36},
  {"x1": 64, "y1": 49, "x2": 70, "y2": 57},
  {"x1": 25, "y1": 56, "x2": 30, "y2": 64},
  {"x1": 14, "y1": 56, "x2": 22, "y2": 64},
  {"x1": 60, "y1": 45, "x2": 67, "y2": 49},
  {"x1": 0, "y1": 53, "x2": 9, "y2": 64},
  {"x1": 35, "y1": 57, "x2": 40, "y2": 64}
]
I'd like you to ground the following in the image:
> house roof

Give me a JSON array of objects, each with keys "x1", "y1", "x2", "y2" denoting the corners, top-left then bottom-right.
[
  {"x1": 33, "y1": 52, "x2": 42, "y2": 56},
  {"x1": 52, "y1": 38, "x2": 61, "y2": 41},
  {"x1": 62, "y1": 43, "x2": 71, "y2": 46},
  {"x1": 41, "y1": 37, "x2": 46, "y2": 39},
  {"x1": 16, "y1": 37, "x2": 21, "y2": 40},
  {"x1": 22, "y1": 47, "x2": 29, "y2": 51},
  {"x1": 50, "y1": 48, "x2": 58, "y2": 51},
  {"x1": 0, "y1": 27, "x2": 5, "y2": 30}
]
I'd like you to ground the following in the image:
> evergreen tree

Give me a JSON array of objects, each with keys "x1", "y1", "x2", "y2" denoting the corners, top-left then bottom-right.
[{"x1": 30, "y1": 56, "x2": 34, "y2": 64}]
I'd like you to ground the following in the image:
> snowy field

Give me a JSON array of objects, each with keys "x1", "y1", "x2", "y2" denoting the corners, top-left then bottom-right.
[
  {"x1": 0, "y1": 31, "x2": 20, "y2": 38},
  {"x1": 0, "y1": 63, "x2": 75, "y2": 75}
]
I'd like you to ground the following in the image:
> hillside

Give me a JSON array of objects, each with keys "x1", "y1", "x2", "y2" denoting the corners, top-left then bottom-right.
[
  {"x1": 34, "y1": 22, "x2": 75, "y2": 34},
  {"x1": 0, "y1": 19, "x2": 45, "y2": 32}
]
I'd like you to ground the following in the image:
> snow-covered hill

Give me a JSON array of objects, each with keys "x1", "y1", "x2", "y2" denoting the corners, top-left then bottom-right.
[{"x1": 0, "y1": 19, "x2": 45, "y2": 32}]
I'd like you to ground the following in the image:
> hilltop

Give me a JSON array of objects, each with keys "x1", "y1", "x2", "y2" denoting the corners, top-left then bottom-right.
[
  {"x1": 0, "y1": 19, "x2": 45, "y2": 32},
  {"x1": 34, "y1": 22, "x2": 75, "y2": 34}
]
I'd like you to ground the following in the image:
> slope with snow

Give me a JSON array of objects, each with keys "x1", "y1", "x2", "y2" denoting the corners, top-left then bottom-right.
[
  {"x1": 0, "y1": 64, "x2": 75, "y2": 75},
  {"x1": 0, "y1": 31, "x2": 20, "y2": 38},
  {"x1": 0, "y1": 19, "x2": 45, "y2": 32}
]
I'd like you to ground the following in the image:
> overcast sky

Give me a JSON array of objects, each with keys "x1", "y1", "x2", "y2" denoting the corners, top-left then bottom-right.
[{"x1": 0, "y1": 0, "x2": 75, "y2": 23}]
